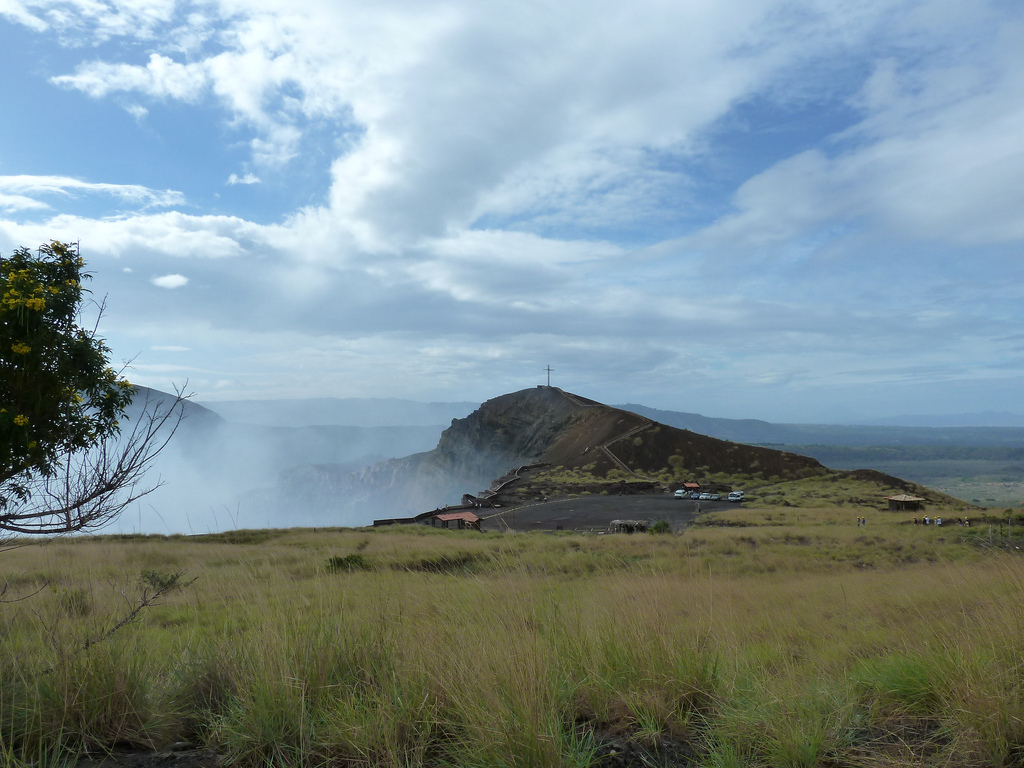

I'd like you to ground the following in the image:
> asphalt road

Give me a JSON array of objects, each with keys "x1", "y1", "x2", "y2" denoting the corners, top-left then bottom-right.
[{"x1": 481, "y1": 494, "x2": 734, "y2": 532}]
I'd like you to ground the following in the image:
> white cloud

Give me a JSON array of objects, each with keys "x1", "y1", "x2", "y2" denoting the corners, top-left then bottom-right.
[
  {"x1": 0, "y1": 193, "x2": 50, "y2": 212},
  {"x1": 52, "y1": 53, "x2": 208, "y2": 101},
  {"x1": 679, "y1": 24, "x2": 1024, "y2": 260},
  {"x1": 227, "y1": 173, "x2": 261, "y2": 185},
  {"x1": 0, "y1": 211, "x2": 259, "y2": 259},
  {"x1": 0, "y1": 0, "x2": 47, "y2": 31},
  {"x1": 0, "y1": 175, "x2": 184, "y2": 209},
  {"x1": 37, "y1": 0, "x2": 886, "y2": 229},
  {"x1": 3, "y1": 0, "x2": 176, "y2": 41},
  {"x1": 151, "y1": 273, "x2": 189, "y2": 289}
]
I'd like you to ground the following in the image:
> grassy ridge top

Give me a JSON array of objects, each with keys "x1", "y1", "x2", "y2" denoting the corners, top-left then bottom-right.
[{"x1": 499, "y1": 460, "x2": 968, "y2": 513}]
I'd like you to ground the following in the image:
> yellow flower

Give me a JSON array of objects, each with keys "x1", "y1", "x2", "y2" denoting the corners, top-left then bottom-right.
[
  {"x1": 11, "y1": 342, "x2": 31, "y2": 355},
  {"x1": 13, "y1": 414, "x2": 28, "y2": 426},
  {"x1": 28, "y1": 441, "x2": 37, "y2": 449}
]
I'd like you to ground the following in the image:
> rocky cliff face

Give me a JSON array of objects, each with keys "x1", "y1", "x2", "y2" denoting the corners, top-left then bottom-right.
[
  {"x1": 269, "y1": 387, "x2": 585, "y2": 522},
  {"x1": 430, "y1": 386, "x2": 582, "y2": 472}
]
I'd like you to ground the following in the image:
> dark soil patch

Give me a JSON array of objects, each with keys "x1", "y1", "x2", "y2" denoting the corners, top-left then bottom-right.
[
  {"x1": 75, "y1": 747, "x2": 220, "y2": 768},
  {"x1": 593, "y1": 733, "x2": 698, "y2": 767}
]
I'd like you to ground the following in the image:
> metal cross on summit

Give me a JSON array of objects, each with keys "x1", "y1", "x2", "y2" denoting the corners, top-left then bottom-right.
[{"x1": 545, "y1": 365, "x2": 553, "y2": 387}]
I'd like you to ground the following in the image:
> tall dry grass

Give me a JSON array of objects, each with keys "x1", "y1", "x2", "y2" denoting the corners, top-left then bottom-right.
[{"x1": 1, "y1": 514, "x2": 1023, "y2": 766}]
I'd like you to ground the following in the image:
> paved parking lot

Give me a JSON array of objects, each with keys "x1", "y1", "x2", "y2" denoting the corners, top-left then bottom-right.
[{"x1": 481, "y1": 494, "x2": 733, "y2": 532}]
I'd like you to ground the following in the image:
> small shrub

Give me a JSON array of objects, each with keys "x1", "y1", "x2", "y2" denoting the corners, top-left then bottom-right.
[
  {"x1": 649, "y1": 520, "x2": 671, "y2": 535},
  {"x1": 326, "y1": 554, "x2": 370, "y2": 573},
  {"x1": 59, "y1": 587, "x2": 92, "y2": 617},
  {"x1": 141, "y1": 569, "x2": 185, "y2": 592}
]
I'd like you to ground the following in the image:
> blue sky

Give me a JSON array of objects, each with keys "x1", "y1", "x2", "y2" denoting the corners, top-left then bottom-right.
[{"x1": 2, "y1": 0, "x2": 1023, "y2": 423}]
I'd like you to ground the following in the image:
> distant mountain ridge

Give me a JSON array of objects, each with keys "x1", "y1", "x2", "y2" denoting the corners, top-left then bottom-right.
[
  {"x1": 852, "y1": 412, "x2": 1024, "y2": 428},
  {"x1": 616, "y1": 404, "x2": 1024, "y2": 448}
]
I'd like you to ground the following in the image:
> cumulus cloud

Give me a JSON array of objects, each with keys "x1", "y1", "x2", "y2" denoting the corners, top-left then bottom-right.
[
  {"x1": 678, "y1": 22, "x2": 1024, "y2": 262},
  {"x1": 227, "y1": 173, "x2": 261, "y2": 185},
  {"x1": 151, "y1": 273, "x2": 188, "y2": 289},
  {"x1": 52, "y1": 53, "x2": 208, "y2": 100},
  {"x1": 37, "y1": 0, "x2": 876, "y2": 233}
]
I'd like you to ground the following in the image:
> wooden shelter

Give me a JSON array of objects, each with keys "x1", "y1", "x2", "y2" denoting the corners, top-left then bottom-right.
[
  {"x1": 431, "y1": 511, "x2": 481, "y2": 530},
  {"x1": 373, "y1": 507, "x2": 482, "y2": 530},
  {"x1": 886, "y1": 493, "x2": 925, "y2": 511}
]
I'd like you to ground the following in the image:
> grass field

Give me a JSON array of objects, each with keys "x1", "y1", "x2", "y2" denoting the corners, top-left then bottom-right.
[{"x1": 3, "y1": 507, "x2": 1024, "y2": 767}]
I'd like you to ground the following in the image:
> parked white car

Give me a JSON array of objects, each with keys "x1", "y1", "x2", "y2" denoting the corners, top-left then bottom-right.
[{"x1": 728, "y1": 491, "x2": 745, "y2": 502}]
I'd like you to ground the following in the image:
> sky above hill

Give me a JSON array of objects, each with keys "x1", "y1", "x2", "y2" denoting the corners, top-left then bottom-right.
[{"x1": 2, "y1": 0, "x2": 1023, "y2": 423}]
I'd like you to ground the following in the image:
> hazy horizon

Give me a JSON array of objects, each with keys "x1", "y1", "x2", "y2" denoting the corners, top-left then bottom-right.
[{"x1": 196, "y1": 391, "x2": 1024, "y2": 430}]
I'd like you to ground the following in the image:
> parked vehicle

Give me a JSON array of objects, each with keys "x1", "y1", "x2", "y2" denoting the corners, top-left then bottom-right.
[
  {"x1": 699, "y1": 492, "x2": 712, "y2": 500},
  {"x1": 690, "y1": 492, "x2": 701, "y2": 499},
  {"x1": 674, "y1": 489, "x2": 687, "y2": 499},
  {"x1": 710, "y1": 493, "x2": 721, "y2": 501},
  {"x1": 728, "y1": 491, "x2": 745, "y2": 502}
]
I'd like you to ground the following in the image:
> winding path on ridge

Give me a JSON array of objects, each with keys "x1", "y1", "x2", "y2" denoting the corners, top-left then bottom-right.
[{"x1": 552, "y1": 387, "x2": 657, "y2": 480}]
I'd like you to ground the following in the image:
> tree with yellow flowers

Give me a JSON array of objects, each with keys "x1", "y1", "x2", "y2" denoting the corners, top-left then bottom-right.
[{"x1": 1, "y1": 242, "x2": 185, "y2": 536}]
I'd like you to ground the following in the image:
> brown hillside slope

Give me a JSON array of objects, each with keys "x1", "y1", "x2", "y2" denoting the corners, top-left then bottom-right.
[
  {"x1": 485, "y1": 388, "x2": 962, "y2": 511},
  {"x1": 531, "y1": 387, "x2": 825, "y2": 481}
]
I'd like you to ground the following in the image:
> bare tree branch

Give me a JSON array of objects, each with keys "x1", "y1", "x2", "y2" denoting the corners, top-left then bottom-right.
[
  {"x1": 83, "y1": 571, "x2": 197, "y2": 650},
  {"x1": 0, "y1": 577, "x2": 49, "y2": 603},
  {"x1": 0, "y1": 385, "x2": 190, "y2": 537}
]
